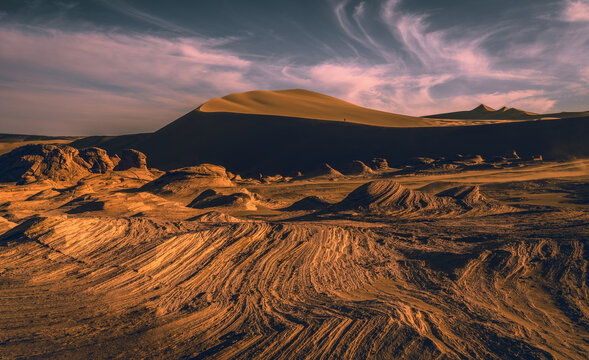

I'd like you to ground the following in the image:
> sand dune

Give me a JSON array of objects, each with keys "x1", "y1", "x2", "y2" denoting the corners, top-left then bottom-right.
[
  {"x1": 426, "y1": 103, "x2": 589, "y2": 120},
  {"x1": 199, "y1": 89, "x2": 437, "y2": 127},
  {"x1": 199, "y1": 89, "x2": 518, "y2": 127},
  {"x1": 71, "y1": 110, "x2": 589, "y2": 175}
]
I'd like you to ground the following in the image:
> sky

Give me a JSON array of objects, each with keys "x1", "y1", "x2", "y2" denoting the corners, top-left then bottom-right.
[{"x1": 0, "y1": 0, "x2": 588, "y2": 135}]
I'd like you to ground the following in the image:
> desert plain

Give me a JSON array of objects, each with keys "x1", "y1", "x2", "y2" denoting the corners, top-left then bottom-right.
[{"x1": 0, "y1": 90, "x2": 588, "y2": 359}]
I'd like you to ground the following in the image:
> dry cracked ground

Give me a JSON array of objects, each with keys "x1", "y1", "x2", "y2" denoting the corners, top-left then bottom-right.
[{"x1": 0, "y1": 155, "x2": 588, "y2": 359}]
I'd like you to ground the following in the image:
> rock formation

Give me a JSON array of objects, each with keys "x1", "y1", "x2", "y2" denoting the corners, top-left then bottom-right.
[
  {"x1": 283, "y1": 195, "x2": 331, "y2": 211},
  {"x1": 343, "y1": 160, "x2": 374, "y2": 175},
  {"x1": 370, "y1": 157, "x2": 389, "y2": 171},
  {"x1": 0, "y1": 144, "x2": 91, "y2": 183},
  {"x1": 113, "y1": 149, "x2": 147, "y2": 170},
  {"x1": 325, "y1": 180, "x2": 516, "y2": 217},
  {"x1": 141, "y1": 164, "x2": 234, "y2": 195},
  {"x1": 187, "y1": 189, "x2": 257, "y2": 210},
  {"x1": 79, "y1": 147, "x2": 116, "y2": 173}
]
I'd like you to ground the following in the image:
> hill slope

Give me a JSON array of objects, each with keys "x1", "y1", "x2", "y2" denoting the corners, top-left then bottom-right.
[
  {"x1": 426, "y1": 104, "x2": 589, "y2": 120},
  {"x1": 425, "y1": 104, "x2": 540, "y2": 120},
  {"x1": 72, "y1": 110, "x2": 589, "y2": 176},
  {"x1": 200, "y1": 89, "x2": 443, "y2": 127}
]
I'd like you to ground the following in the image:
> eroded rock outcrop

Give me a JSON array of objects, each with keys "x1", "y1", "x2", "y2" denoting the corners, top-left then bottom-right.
[
  {"x1": 342, "y1": 160, "x2": 374, "y2": 176},
  {"x1": 113, "y1": 149, "x2": 147, "y2": 170},
  {"x1": 141, "y1": 164, "x2": 234, "y2": 195},
  {"x1": 0, "y1": 144, "x2": 132, "y2": 184},
  {"x1": 324, "y1": 180, "x2": 516, "y2": 217},
  {"x1": 370, "y1": 158, "x2": 389, "y2": 171},
  {"x1": 187, "y1": 189, "x2": 257, "y2": 210},
  {"x1": 283, "y1": 196, "x2": 331, "y2": 211},
  {"x1": 300, "y1": 163, "x2": 344, "y2": 180},
  {"x1": 0, "y1": 144, "x2": 91, "y2": 183},
  {"x1": 79, "y1": 147, "x2": 116, "y2": 174}
]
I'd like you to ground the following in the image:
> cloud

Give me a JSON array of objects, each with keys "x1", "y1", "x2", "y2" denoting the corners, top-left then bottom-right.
[
  {"x1": 581, "y1": 67, "x2": 589, "y2": 85},
  {"x1": 1, "y1": 1, "x2": 587, "y2": 135},
  {"x1": 562, "y1": 0, "x2": 589, "y2": 22},
  {"x1": 324, "y1": 0, "x2": 589, "y2": 114},
  {"x1": 0, "y1": 25, "x2": 255, "y2": 134},
  {"x1": 96, "y1": 0, "x2": 201, "y2": 35}
]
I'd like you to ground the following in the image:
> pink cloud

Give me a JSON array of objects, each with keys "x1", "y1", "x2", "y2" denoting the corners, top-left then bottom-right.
[
  {"x1": 563, "y1": 1, "x2": 589, "y2": 22},
  {"x1": 0, "y1": 26, "x2": 256, "y2": 134}
]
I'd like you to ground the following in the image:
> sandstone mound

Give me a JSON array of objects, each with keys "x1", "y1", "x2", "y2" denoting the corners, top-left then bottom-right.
[
  {"x1": 187, "y1": 189, "x2": 257, "y2": 210},
  {"x1": 325, "y1": 180, "x2": 516, "y2": 217},
  {"x1": 283, "y1": 196, "x2": 331, "y2": 211},
  {"x1": 141, "y1": 164, "x2": 234, "y2": 195},
  {"x1": 343, "y1": 160, "x2": 374, "y2": 176},
  {"x1": 0, "y1": 144, "x2": 121, "y2": 184},
  {"x1": 188, "y1": 211, "x2": 245, "y2": 223},
  {"x1": 79, "y1": 147, "x2": 115, "y2": 173},
  {"x1": 330, "y1": 180, "x2": 448, "y2": 215},
  {"x1": 58, "y1": 191, "x2": 186, "y2": 217},
  {"x1": 114, "y1": 149, "x2": 147, "y2": 170},
  {"x1": 0, "y1": 144, "x2": 91, "y2": 183},
  {"x1": 436, "y1": 185, "x2": 514, "y2": 215},
  {"x1": 370, "y1": 158, "x2": 389, "y2": 171},
  {"x1": 300, "y1": 163, "x2": 344, "y2": 180},
  {"x1": 417, "y1": 181, "x2": 465, "y2": 194}
]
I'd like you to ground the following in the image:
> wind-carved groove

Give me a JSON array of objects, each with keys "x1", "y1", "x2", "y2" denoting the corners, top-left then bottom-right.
[{"x1": 1, "y1": 212, "x2": 587, "y2": 359}]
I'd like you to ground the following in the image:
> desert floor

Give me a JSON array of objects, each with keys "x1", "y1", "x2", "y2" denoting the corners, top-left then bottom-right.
[{"x1": 1, "y1": 159, "x2": 588, "y2": 359}]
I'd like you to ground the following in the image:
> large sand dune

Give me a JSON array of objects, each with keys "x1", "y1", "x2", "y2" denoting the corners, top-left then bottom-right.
[
  {"x1": 73, "y1": 111, "x2": 589, "y2": 175},
  {"x1": 426, "y1": 104, "x2": 589, "y2": 120},
  {"x1": 199, "y1": 89, "x2": 435, "y2": 127},
  {"x1": 199, "y1": 89, "x2": 519, "y2": 127}
]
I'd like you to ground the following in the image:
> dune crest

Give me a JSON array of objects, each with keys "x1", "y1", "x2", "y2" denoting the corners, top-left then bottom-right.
[
  {"x1": 426, "y1": 104, "x2": 541, "y2": 120},
  {"x1": 199, "y1": 89, "x2": 438, "y2": 127}
]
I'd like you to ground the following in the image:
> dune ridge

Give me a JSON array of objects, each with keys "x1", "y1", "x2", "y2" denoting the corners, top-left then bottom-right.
[
  {"x1": 425, "y1": 103, "x2": 589, "y2": 120},
  {"x1": 198, "y1": 89, "x2": 437, "y2": 127}
]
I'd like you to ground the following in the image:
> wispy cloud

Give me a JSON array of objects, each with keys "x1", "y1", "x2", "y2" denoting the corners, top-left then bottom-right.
[
  {"x1": 0, "y1": 1, "x2": 588, "y2": 135},
  {"x1": 96, "y1": 0, "x2": 201, "y2": 35},
  {"x1": 321, "y1": 0, "x2": 589, "y2": 115},
  {"x1": 562, "y1": 0, "x2": 589, "y2": 22},
  {"x1": 0, "y1": 25, "x2": 255, "y2": 134}
]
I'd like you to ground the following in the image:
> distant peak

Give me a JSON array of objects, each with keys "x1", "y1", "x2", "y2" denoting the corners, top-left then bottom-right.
[
  {"x1": 498, "y1": 106, "x2": 509, "y2": 112},
  {"x1": 473, "y1": 104, "x2": 495, "y2": 112}
]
